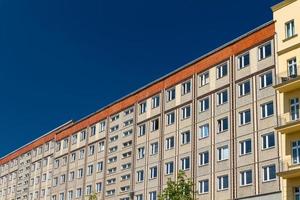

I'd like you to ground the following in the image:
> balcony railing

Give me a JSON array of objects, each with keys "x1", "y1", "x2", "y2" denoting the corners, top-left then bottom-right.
[
  {"x1": 276, "y1": 70, "x2": 300, "y2": 85},
  {"x1": 278, "y1": 159, "x2": 300, "y2": 179},
  {"x1": 277, "y1": 112, "x2": 300, "y2": 127}
]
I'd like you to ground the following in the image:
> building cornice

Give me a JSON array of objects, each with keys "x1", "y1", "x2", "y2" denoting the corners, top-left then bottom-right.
[{"x1": 271, "y1": 0, "x2": 297, "y2": 12}]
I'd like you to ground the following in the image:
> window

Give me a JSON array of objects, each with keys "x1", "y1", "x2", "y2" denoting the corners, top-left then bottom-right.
[
  {"x1": 137, "y1": 170, "x2": 144, "y2": 182},
  {"x1": 96, "y1": 182, "x2": 102, "y2": 193},
  {"x1": 90, "y1": 126, "x2": 96, "y2": 136},
  {"x1": 181, "y1": 106, "x2": 191, "y2": 119},
  {"x1": 77, "y1": 168, "x2": 83, "y2": 179},
  {"x1": 258, "y1": 42, "x2": 272, "y2": 60},
  {"x1": 181, "y1": 157, "x2": 190, "y2": 170},
  {"x1": 218, "y1": 146, "x2": 229, "y2": 161},
  {"x1": 120, "y1": 186, "x2": 130, "y2": 193},
  {"x1": 217, "y1": 63, "x2": 228, "y2": 79},
  {"x1": 292, "y1": 140, "x2": 300, "y2": 164},
  {"x1": 70, "y1": 152, "x2": 76, "y2": 162},
  {"x1": 260, "y1": 71, "x2": 273, "y2": 88},
  {"x1": 239, "y1": 109, "x2": 251, "y2": 125},
  {"x1": 99, "y1": 121, "x2": 106, "y2": 132},
  {"x1": 263, "y1": 165, "x2": 276, "y2": 181},
  {"x1": 137, "y1": 147, "x2": 145, "y2": 159},
  {"x1": 294, "y1": 187, "x2": 300, "y2": 200},
  {"x1": 80, "y1": 131, "x2": 86, "y2": 141},
  {"x1": 60, "y1": 174, "x2": 66, "y2": 184},
  {"x1": 240, "y1": 170, "x2": 252, "y2": 186},
  {"x1": 151, "y1": 95, "x2": 160, "y2": 108},
  {"x1": 136, "y1": 194, "x2": 143, "y2": 200},
  {"x1": 218, "y1": 175, "x2": 229, "y2": 190},
  {"x1": 88, "y1": 145, "x2": 95, "y2": 156},
  {"x1": 181, "y1": 131, "x2": 191, "y2": 145},
  {"x1": 110, "y1": 125, "x2": 119, "y2": 132},
  {"x1": 199, "y1": 124, "x2": 209, "y2": 139},
  {"x1": 69, "y1": 171, "x2": 75, "y2": 181},
  {"x1": 261, "y1": 102, "x2": 274, "y2": 118},
  {"x1": 59, "y1": 193, "x2": 64, "y2": 200},
  {"x1": 86, "y1": 185, "x2": 92, "y2": 195},
  {"x1": 166, "y1": 112, "x2": 175, "y2": 125},
  {"x1": 149, "y1": 191, "x2": 157, "y2": 200},
  {"x1": 288, "y1": 58, "x2": 298, "y2": 77},
  {"x1": 124, "y1": 107, "x2": 134, "y2": 115},
  {"x1": 149, "y1": 166, "x2": 158, "y2": 179},
  {"x1": 199, "y1": 97, "x2": 209, "y2": 112},
  {"x1": 199, "y1": 151, "x2": 209, "y2": 166},
  {"x1": 99, "y1": 141, "x2": 105, "y2": 152},
  {"x1": 96, "y1": 161, "x2": 103, "y2": 172},
  {"x1": 238, "y1": 52, "x2": 250, "y2": 69},
  {"x1": 240, "y1": 139, "x2": 252, "y2": 155},
  {"x1": 151, "y1": 118, "x2": 159, "y2": 131},
  {"x1": 124, "y1": 119, "x2": 133, "y2": 127},
  {"x1": 285, "y1": 20, "x2": 295, "y2": 38},
  {"x1": 217, "y1": 117, "x2": 228, "y2": 133},
  {"x1": 166, "y1": 88, "x2": 176, "y2": 102},
  {"x1": 291, "y1": 98, "x2": 299, "y2": 121},
  {"x1": 79, "y1": 149, "x2": 85, "y2": 159},
  {"x1": 199, "y1": 71, "x2": 209, "y2": 86},
  {"x1": 262, "y1": 132, "x2": 275, "y2": 149},
  {"x1": 139, "y1": 102, "x2": 147, "y2": 114},
  {"x1": 182, "y1": 80, "x2": 191, "y2": 95},
  {"x1": 165, "y1": 137, "x2": 175, "y2": 150},
  {"x1": 239, "y1": 80, "x2": 251, "y2": 96},
  {"x1": 107, "y1": 178, "x2": 116, "y2": 185},
  {"x1": 121, "y1": 174, "x2": 130, "y2": 181},
  {"x1": 217, "y1": 90, "x2": 228, "y2": 105},
  {"x1": 199, "y1": 180, "x2": 209, "y2": 194},
  {"x1": 165, "y1": 161, "x2": 174, "y2": 175},
  {"x1": 87, "y1": 164, "x2": 93, "y2": 175},
  {"x1": 106, "y1": 189, "x2": 115, "y2": 196},
  {"x1": 76, "y1": 188, "x2": 82, "y2": 198},
  {"x1": 150, "y1": 142, "x2": 159, "y2": 155},
  {"x1": 63, "y1": 139, "x2": 68, "y2": 149},
  {"x1": 111, "y1": 114, "x2": 119, "y2": 121},
  {"x1": 123, "y1": 129, "x2": 133, "y2": 137},
  {"x1": 138, "y1": 124, "x2": 146, "y2": 136}
]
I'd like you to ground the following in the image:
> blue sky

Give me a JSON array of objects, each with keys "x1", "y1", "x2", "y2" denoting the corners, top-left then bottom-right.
[{"x1": 0, "y1": 0, "x2": 281, "y2": 157}]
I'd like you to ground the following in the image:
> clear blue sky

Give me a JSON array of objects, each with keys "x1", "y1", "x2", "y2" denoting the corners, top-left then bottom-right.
[{"x1": 0, "y1": 0, "x2": 281, "y2": 157}]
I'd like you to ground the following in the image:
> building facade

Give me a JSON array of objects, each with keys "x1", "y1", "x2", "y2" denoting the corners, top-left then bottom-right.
[
  {"x1": 0, "y1": 1, "x2": 299, "y2": 200},
  {"x1": 273, "y1": 0, "x2": 300, "y2": 200}
]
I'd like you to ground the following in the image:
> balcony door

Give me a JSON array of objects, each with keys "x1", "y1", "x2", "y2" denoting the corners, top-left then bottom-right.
[
  {"x1": 290, "y1": 98, "x2": 300, "y2": 121},
  {"x1": 288, "y1": 58, "x2": 297, "y2": 78}
]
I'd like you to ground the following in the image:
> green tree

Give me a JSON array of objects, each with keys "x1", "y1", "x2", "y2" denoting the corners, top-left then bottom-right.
[
  {"x1": 159, "y1": 170, "x2": 194, "y2": 200},
  {"x1": 85, "y1": 193, "x2": 98, "y2": 200}
]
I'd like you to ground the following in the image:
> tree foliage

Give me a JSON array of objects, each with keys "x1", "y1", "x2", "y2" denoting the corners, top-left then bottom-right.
[
  {"x1": 86, "y1": 193, "x2": 98, "y2": 200},
  {"x1": 159, "y1": 170, "x2": 194, "y2": 200}
]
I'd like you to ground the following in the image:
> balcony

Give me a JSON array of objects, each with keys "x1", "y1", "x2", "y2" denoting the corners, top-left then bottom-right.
[
  {"x1": 276, "y1": 113, "x2": 300, "y2": 134},
  {"x1": 274, "y1": 72, "x2": 300, "y2": 93},
  {"x1": 278, "y1": 159, "x2": 300, "y2": 179}
]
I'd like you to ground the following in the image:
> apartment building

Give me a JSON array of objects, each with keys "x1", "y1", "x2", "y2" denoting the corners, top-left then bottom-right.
[
  {"x1": 0, "y1": 1, "x2": 299, "y2": 200},
  {"x1": 273, "y1": 0, "x2": 300, "y2": 200}
]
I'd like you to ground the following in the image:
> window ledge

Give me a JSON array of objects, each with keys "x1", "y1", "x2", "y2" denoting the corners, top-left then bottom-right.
[{"x1": 283, "y1": 34, "x2": 298, "y2": 42}]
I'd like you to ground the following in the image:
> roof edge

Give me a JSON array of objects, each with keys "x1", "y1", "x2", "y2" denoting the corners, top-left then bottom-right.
[{"x1": 0, "y1": 120, "x2": 74, "y2": 161}]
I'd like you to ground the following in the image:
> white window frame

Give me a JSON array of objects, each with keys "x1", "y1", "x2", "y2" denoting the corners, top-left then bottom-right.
[
  {"x1": 239, "y1": 80, "x2": 251, "y2": 97},
  {"x1": 199, "y1": 71, "x2": 209, "y2": 86},
  {"x1": 285, "y1": 20, "x2": 295, "y2": 39},
  {"x1": 261, "y1": 101, "x2": 274, "y2": 119},
  {"x1": 181, "y1": 80, "x2": 191, "y2": 95},
  {"x1": 151, "y1": 95, "x2": 160, "y2": 109},
  {"x1": 260, "y1": 71, "x2": 273, "y2": 88},
  {"x1": 199, "y1": 124, "x2": 209, "y2": 139},
  {"x1": 218, "y1": 146, "x2": 229, "y2": 161},
  {"x1": 199, "y1": 97, "x2": 209, "y2": 113},
  {"x1": 240, "y1": 170, "x2": 252, "y2": 186}
]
